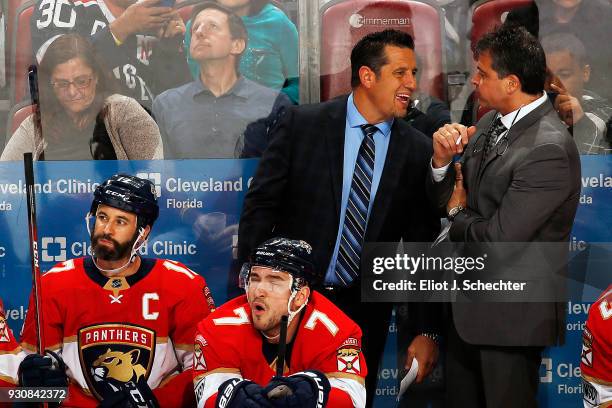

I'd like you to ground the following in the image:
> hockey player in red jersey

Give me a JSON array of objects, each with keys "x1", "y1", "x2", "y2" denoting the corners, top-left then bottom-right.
[
  {"x1": 581, "y1": 284, "x2": 612, "y2": 408},
  {"x1": 193, "y1": 237, "x2": 366, "y2": 408},
  {"x1": 0, "y1": 298, "x2": 20, "y2": 388},
  {"x1": 12, "y1": 174, "x2": 215, "y2": 407}
]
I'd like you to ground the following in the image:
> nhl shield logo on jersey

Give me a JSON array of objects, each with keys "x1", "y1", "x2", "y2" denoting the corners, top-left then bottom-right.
[
  {"x1": 194, "y1": 334, "x2": 208, "y2": 371},
  {"x1": 337, "y1": 337, "x2": 361, "y2": 375},
  {"x1": 78, "y1": 323, "x2": 156, "y2": 400}
]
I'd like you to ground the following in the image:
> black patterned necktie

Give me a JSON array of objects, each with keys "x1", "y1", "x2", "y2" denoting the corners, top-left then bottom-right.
[
  {"x1": 479, "y1": 117, "x2": 506, "y2": 169},
  {"x1": 335, "y1": 124, "x2": 377, "y2": 286}
]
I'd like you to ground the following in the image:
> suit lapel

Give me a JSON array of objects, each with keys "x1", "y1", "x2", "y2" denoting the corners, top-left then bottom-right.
[
  {"x1": 365, "y1": 120, "x2": 410, "y2": 241},
  {"x1": 324, "y1": 96, "x2": 349, "y2": 218},
  {"x1": 481, "y1": 99, "x2": 553, "y2": 171}
]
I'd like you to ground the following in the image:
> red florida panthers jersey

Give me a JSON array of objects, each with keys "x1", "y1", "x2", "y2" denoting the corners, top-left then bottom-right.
[
  {"x1": 193, "y1": 291, "x2": 366, "y2": 408},
  {"x1": 0, "y1": 298, "x2": 20, "y2": 388},
  {"x1": 20, "y1": 257, "x2": 215, "y2": 407},
  {"x1": 581, "y1": 284, "x2": 612, "y2": 408}
]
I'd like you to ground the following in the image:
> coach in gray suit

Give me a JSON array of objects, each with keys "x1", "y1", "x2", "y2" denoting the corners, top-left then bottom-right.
[{"x1": 427, "y1": 25, "x2": 581, "y2": 407}]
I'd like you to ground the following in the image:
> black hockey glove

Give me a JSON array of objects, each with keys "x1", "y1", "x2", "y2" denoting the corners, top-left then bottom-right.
[
  {"x1": 18, "y1": 350, "x2": 68, "y2": 388},
  {"x1": 264, "y1": 370, "x2": 331, "y2": 408},
  {"x1": 215, "y1": 378, "x2": 273, "y2": 408},
  {"x1": 98, "y1": 381, "x2": 159, "y2": 408}
]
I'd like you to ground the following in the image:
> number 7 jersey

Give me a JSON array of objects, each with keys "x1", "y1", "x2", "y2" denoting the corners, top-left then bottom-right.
[
  {"x1": 193, "y1": 291, "x2": 367, "y2": 408},
  {"x1": 20, "y1": 257, "x2": 215, "y2": 407}
]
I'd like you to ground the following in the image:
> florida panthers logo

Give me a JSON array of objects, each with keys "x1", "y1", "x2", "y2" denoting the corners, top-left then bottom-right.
[
  {"x1": 78, "y1": 324, "x2": 155, "y2": 400},
  {"x1": 92, "y1": 348, "x2": 148, "y2": 383}
]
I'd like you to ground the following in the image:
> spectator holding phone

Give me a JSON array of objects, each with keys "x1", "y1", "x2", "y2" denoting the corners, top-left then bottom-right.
[
  {"x1": 185, "y1": 0, "x2": 299, "y2": 104},
  {"x1": 31, "y1": 0, "x2": 191, "y2": 108}
]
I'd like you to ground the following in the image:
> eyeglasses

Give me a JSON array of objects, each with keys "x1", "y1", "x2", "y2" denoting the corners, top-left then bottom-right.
[{"x1": 50, "y1": 75, "x2": 94, "y2": 91}]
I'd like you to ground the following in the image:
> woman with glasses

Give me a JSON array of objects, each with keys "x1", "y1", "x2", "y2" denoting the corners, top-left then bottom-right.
[{"x1": 1, "y1": 34, "x2": 163, "y2": 161}]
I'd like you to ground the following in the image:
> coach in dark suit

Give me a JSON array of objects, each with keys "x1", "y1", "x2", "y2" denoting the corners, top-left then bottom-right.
[
  {"x1": 238, "y1": 30, "x2": 441, "y2": 406},
  {"x1": 428, "y1": 25, "x2": 581, "y2": 407}
]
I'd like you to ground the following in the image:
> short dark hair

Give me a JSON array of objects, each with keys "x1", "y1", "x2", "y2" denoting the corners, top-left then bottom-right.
[
  {"x1": 474, "y1": 25, "x2": 546, "y2": 96},
  {"x1": 191, "y1": 1, "x2": 248, "y2": 44},
  {"x1": 541, "y1": 32, "x2": 587, "y2": 66},
  {"x1": 350, "y1": 29, "x2": 415, "y2": 88}
]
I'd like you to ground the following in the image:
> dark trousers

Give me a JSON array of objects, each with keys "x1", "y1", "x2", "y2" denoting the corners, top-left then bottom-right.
[
  {"x1": 317, "y1": 283, "x2": 393, "y2": 408},
  {"x1": 445, "y1": 315, "x2": 543, "y2": 408}
]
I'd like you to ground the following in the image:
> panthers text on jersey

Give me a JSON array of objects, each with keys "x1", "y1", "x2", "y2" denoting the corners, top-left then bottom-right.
[
  {"x1": 581, "y1": 284, "x2": 612, "y2": 408},
  {"x1": 193, "y1": 291, "x2": 366, "y2": 408},
  {"x1": 16, "y1": 257, "x2": 214, "y2": 407},
  {"x1": 30, "y1": 0, "x2": 190, "y2": 106}
]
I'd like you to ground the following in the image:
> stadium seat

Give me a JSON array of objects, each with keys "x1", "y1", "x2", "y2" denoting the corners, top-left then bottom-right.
[
  {"x1": 320, "y1": 0, "x2": 445, "y2": 102},
  {"x1": 470, "y1": 0, "x2": 534, "y2": 47},
  {"x1": 10, "y1": 0, "x2": 34, "y2": 106},
  {"x1": 5, "y1": 0, "x2": 30, "y2": 74},
  {"x1": 4, "y1": 101, "x2": 34, "y2": 148}
]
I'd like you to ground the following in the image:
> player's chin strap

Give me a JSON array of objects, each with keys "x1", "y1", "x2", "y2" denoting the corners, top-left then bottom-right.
[{"x1": 84, "y1": 212, "x2": 148, "y2": 276}]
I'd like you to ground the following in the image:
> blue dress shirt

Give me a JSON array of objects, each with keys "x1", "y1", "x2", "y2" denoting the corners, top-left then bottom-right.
[{"x1": 324, "y1": 93, "x2": 393, "y2": 285}]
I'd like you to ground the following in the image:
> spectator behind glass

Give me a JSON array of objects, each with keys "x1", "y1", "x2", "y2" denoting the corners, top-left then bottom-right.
[
  {"x1": 184, "y1": 0, "x2": 299, "y2": 104},
  {"x1": 542, "y1": 33, "x2": 612, "y2": 154},
  {"x1": 537, "y1": 0, "x2": 612, "y2": 101},
  {"x1": 153, "y1": 1, "x2": 291, "y2": 159},
  {"x1": 31, "y1": 0, "x2": 191, "y2": 108},
  {"x1": 1, "y1": 34, "x2": 163, "y2": 161}
]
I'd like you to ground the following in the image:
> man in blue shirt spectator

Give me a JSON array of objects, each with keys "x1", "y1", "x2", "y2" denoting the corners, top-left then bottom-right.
[{"x1": 153, "y1": 1, "x2": 291, "y2": 159}]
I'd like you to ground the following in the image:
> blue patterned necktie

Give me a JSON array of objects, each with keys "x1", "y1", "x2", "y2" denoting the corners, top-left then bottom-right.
[{"x1": 335, "y1": 124, "x2": 377, "y2": 286}]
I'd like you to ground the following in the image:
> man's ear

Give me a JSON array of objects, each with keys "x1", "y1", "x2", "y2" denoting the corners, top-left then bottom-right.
[
  {"x1": 505, "y1": 74, "x2": 520, "y2": 94},
  {"x1": 294, "y1": 286, "x2": 310, "y2": 308},
  {"x1": 359, "y1": 66, "x2": 377, "y2": 89},
  {"x1": 583, "y1": 64, "x2": 591, "y2": 84},
  {"x1": 141, "y1": 225, "x2": 151, "y2": 241},
  {"x1": 231, "y1": 38, "x2": 246, "y2": 55}
]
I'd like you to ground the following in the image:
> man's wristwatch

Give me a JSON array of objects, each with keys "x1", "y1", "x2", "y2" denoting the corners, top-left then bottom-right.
[{"x1": 447, "y1": 205, "x2": 464, "y2": 221}]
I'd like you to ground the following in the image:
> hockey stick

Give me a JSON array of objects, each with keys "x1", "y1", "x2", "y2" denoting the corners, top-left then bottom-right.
[
  {"x1": 276, "y1": 315, "x2": 288, "y2": 377},
  {"x1": 24, "y1": 151, "x2": 45, "y2": 355},
  {"x1": 25, "y1": 64, "x2": 45, "y2": 356},
  {"x1": 267, "y1": 315, "x2": 291, "y2": 400},
  {"x1": 27, "y1": 65, "x2": 44, "y2": 160}
]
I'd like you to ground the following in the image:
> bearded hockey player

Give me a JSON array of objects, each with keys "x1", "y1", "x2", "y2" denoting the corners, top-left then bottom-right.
[
  {"x1": 31, "y1": 0, "x2": 190, "y2": 106},
  {"x1": 13, "y1": 174, "x2": 215, "y2": 407},
  {"x1": 581, "y1": 284, "x2": 612, "y2": 408},
  {"x1": 193, "y1": 237, "x2": 366, "y2": 408}
]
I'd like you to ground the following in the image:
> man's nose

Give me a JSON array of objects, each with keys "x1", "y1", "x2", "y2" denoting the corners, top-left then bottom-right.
[
  {"x1": 403, "y1": 73, "x2": 416, "y2": 91},
  {"x1": 103, "y1": 221, "x2": 114, "y2": 235},
  {"x1": 471, "y1": 73, "x2": 480, "y2": 87}
]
